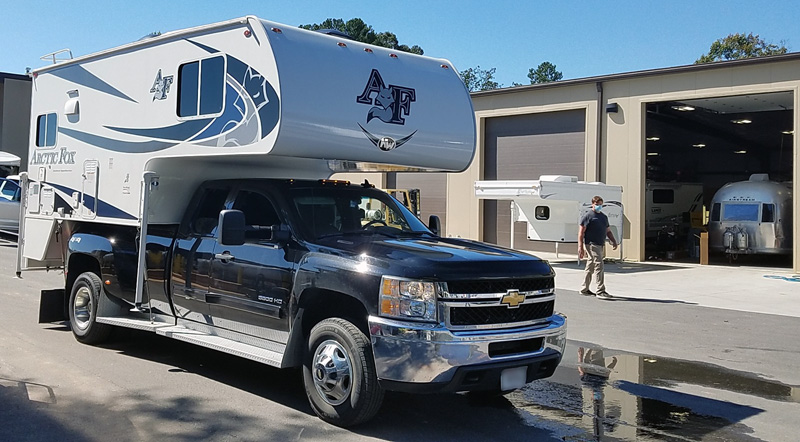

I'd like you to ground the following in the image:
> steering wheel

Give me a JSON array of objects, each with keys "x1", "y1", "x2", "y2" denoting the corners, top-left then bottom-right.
[{"x1": 363, "y1": 219, "x2": 388, "y2": 229}]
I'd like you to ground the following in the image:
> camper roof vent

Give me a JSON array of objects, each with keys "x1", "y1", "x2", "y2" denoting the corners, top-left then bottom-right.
[
  {"x1": 138, "y1": 31, "x2": 162, "y2": 41},
  {"x1": 317, "y1": 29, "x2": 354, "y2": 40},
  {"x1": 539, "y1": 175, "x2": 578, "y2": 183},
  {"x1": 749, "y1": 173, "x2": 770, "y2": 182}
]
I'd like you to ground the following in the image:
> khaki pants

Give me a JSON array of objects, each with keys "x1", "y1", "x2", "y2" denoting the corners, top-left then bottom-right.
[{"x1": 581, "y1": 243, "x2": 606, "y2": 293}]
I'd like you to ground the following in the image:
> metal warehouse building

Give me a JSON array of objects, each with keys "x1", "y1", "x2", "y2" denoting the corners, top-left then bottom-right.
[{"x1": 342, "y1": 53, "x2": 800, "y2": 273}]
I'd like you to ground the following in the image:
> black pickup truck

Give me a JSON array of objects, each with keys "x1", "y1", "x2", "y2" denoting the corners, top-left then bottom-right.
[{"x1": 52, "y1": 178, "x2": 567, "y2": 426}]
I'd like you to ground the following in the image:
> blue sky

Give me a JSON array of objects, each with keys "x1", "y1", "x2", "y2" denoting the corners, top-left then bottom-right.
[{"x1": 2, "y1": 1, "x2": 799, "y2": 87}]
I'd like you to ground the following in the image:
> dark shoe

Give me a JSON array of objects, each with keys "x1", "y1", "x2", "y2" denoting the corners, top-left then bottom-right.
[
  {"x1": 580, "y1": 289, "x2": 595, "y2": 296},
  {"x1": 596, "y1": 291, "x2": 613, "y2": 300}
]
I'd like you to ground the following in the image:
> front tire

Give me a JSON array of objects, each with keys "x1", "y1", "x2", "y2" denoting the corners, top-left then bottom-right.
[
  {"x1": 302, "y1": 318, "x2": 384, "y2": 427},
  {"x1": 68, "y1": 272, "x2": 112, "y2": 345}
]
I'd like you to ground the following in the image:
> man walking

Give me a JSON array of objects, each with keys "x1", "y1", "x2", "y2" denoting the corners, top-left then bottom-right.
[{"x1": 579, "y1": 196, "x2": 618, "y2": 299}]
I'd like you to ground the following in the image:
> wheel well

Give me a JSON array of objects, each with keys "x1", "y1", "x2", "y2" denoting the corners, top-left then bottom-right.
[
  {"x1": 299, "y1": 289, "x2": 370, "y2": 339},
  {"x1": 66, "y1": 253, "x2": 101, "y2": 296}
]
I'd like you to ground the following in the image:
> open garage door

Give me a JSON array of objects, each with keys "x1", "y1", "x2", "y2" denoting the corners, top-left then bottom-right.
[
  {"x1": 394, "y1": 172, "x2": 447, "y2": 228},
  {"x1": 483, "y1": 110, "x2": 586, "y2": 251},
  {"x1": 644, "y1": 91, "x2": 794, "y2": 266}
]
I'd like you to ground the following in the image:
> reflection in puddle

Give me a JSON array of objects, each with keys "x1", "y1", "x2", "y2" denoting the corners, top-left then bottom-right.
[{"x1": 509, "y1": 343, "x2": 799, "y2": 441}]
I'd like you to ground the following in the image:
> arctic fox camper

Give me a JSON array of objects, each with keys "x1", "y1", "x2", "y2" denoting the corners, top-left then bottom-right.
[
  {"x1": 475, "y1": 176, "x2": 623, "y2": 248},
  {"x1": 18, "y1": 17, "x2": 566, "y2": 426}
]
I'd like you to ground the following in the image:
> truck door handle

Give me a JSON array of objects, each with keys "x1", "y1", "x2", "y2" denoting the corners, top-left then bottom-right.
[{"x1": 215, "y1": 252, "x2": 235, "y2": 262}]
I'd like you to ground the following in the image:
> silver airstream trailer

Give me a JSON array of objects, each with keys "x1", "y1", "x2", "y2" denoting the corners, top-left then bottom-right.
[{"x1": 709, "y1": 174, "x2": 793, "y2": 256}]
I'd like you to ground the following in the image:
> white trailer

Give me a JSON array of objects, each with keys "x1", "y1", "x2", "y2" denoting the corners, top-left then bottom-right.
[{"x1": 475, "y1": 175, "x2": 623, "y2": 249}]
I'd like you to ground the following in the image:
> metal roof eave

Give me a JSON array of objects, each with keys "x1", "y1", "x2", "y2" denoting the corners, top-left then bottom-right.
[{"x1": 471, "y1": 52, "x2": 800, "y2": 98}]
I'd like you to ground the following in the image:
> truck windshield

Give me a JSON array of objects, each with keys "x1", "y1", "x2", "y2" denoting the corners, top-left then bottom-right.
[{"x1": 288, "y1": 186, "x2": 431, "y2": 240}]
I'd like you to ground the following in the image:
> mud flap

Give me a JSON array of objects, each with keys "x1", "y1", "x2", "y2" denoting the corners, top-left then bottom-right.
[{"x1": 39, "y1": 289, "x2": 66, "y2": 323}]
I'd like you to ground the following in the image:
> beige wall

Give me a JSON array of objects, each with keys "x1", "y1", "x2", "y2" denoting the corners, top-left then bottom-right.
[{"x1": 468, "y1": 60, "x2": 800, "y2": 272}]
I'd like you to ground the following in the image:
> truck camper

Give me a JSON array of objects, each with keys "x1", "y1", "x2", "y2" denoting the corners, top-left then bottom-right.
[
  {"x1": 708, "y1": 174, "x2": 793, "y2": 257},
  {"x1": 475, "y1": 176, "x2": 623, "y2": 248},
  {"x1": 18, "y1": 16, "x2": 566, "y2": 426}
]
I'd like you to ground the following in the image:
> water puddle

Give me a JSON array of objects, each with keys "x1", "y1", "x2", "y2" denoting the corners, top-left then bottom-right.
[{"x1": 508, "y1": 342, "x2": 799, "y2": 441}]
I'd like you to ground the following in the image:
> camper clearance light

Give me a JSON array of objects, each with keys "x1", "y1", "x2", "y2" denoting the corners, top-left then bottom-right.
[{"x1": 693, "y1": 144, "x2": 706, "y2": 148}]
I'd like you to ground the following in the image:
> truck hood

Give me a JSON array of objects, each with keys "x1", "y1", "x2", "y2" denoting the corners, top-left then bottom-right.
[{"x1": 315, "y1": 234, "x2": 553, "y2": 279}]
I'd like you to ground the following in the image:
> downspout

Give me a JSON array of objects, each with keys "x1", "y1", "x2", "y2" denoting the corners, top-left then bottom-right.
[{"x1": 595, "y1": 82, "x2": 604, "y2": 182}]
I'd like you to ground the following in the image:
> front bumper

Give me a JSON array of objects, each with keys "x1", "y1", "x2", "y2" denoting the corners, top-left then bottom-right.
[{"x1": 369, "y1": 313, "x2": 567, "y2": 393}]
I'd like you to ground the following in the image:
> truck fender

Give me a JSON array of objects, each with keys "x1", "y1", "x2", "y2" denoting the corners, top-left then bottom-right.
[{"x1": 281, "y1": 253, "x2": 381, "y2": 368}]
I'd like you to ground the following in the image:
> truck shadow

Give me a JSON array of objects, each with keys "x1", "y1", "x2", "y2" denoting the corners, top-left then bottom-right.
[{"x1": 99, "y1": 327, "x2": 560, "y2": 441}]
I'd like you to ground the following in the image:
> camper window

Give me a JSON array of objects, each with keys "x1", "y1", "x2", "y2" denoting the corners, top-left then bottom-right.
[
  {"x1": 711, "y1": 203, "x2": 720, "y2": 222},
  {"x1": 761, "y1": 204, "x2": 775, "y2": 223},
  {"x1": 36, "y1": 113, "x2": 57, "y2": 147},
  {"x1": 652, "y1": 189, "x2": 674, "y2": 204},
  {"x1": 178, "y1": 55, "x2": 225, "y2": 118},
  {"x1": 535, "y1": 206, "x2": 550, "y2": 220},
  {"x1": 722, "y1": 203, "x2": 759, "y2": 222}
]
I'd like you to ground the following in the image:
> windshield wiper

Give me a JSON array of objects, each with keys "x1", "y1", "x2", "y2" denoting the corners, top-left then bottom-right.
[{"x1": 317, "y1": 230, "x2": 399, "y2": 240}]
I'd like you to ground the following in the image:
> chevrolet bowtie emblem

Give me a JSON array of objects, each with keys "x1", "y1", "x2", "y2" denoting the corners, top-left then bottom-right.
[{"x1": 500, "y1": 290, "x2": 525, "y2": 308}]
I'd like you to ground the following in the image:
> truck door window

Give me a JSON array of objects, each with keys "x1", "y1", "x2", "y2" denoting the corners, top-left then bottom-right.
[
  {"x1": 178, "y1": 55, "x2": 225, "y2": 118},
  {"x1": 233, "y1": 190, "x2": 281, "y2": 242},
  {"x1": 190, "y1": 188, "x2": 230, "y2": 236}
]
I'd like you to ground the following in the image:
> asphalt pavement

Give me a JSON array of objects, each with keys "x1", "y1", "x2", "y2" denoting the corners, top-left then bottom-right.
[{"x1": 1, "y1": 242, "x2": 799, "y2": 441}]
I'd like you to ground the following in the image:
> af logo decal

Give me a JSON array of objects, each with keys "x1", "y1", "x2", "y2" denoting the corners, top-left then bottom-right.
[
  {"x1": 150, "y1": 69, "x2": 173, "y2": 101},
  {"x1": 356, "y1": 69, "x2": 417, "y2": 151}
]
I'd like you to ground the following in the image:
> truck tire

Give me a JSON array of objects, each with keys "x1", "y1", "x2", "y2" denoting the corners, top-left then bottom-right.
[
  {"x1": 68, "y1": 272, "x2": 113, "y2": 345},
  {"x1": 303, "y1": 318, "x2": 384, "y2": 427}
]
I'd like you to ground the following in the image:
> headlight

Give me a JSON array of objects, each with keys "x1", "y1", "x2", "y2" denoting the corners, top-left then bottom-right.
[{"x1": 380, "y1": 276, "x2": 441, "y2": 322}]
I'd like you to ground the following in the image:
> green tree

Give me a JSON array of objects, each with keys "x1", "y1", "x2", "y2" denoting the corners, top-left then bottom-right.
[
  {"x1": 527, "y1": 61, "x2": 563, "y2": 83},
  {"x1": 300, "y1": 18, "x2": 423, "y2": 55},
  {"x1": 459, "y1": 66, "x2": 500, "y2": 92},
  {"x1": 695, "y1": 33, "x2": 788, "y2": 63}
]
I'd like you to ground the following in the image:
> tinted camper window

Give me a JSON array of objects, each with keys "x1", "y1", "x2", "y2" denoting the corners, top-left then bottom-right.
[
  {"x1": 762, "y1": 204, "x2": 775, "y2": 222},
  {"x1": 652, "y1": 189, "x2": 674, "y2": 204},
  {"x1": 178, "y1": 56, "x2": 224, "y2": 117},
  {"x1": 178, "y1": 61, "x2": 199, "y2": 117},
  {"x1": 36, "y1": 113, "x2": 57, "y2": 147},
  {"x1": 722, "y1": 204, "x2": 759, "y2": 222}
]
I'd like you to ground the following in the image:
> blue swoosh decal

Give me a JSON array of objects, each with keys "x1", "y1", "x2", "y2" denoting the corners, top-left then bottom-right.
[
  {"x1": 59, "y1": 127, "x2": 176, "y2": 153},
  {"x1": 45, "y1": 182, "x2": 136, "y2": 220},
  {"x1": 187, "y1": 39, "x2": 219, "y2": 54},
  {"x1": 105, "y1": 118, "x2": 213, "y2": 141},
  {"x1": 51, "y1": 65, "x2": 137, "y2": 103}
]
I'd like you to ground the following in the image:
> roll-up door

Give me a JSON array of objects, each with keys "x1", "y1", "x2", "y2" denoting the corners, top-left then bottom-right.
[
  {"x1": 483, "y1": 110, "x2": 586, "y2": 252},
  {"x1": 395, "y1": 172, "x2": 447, "y2": 229}
]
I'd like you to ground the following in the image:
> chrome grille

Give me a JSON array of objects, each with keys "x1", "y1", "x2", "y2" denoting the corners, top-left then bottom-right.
[
  {"x1": 442, "y1": 277, "x2": 555, "y2": 329},
  {"x1": 449, "y1": 300, "x2": 555, "y2": 326}
]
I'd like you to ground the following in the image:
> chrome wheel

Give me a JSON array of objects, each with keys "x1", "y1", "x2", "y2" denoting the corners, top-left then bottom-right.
[
  {"x1": 72, "y1": 286, "x2": 93, "y2": 331},
  {"x1": 312, "y1": 339, "x2": 353, "y2": 406}
]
